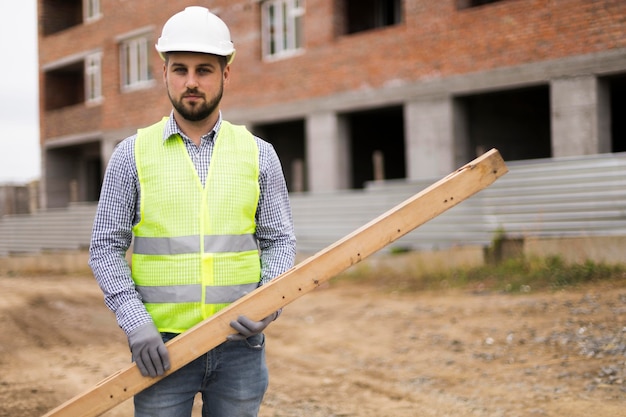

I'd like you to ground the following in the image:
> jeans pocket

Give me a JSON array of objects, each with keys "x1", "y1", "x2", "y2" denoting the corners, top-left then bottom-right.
[
  {"x1": 243, "y1": 333, "x2": 265, "y2": 350},
  {"x1": 160, "y1": 332, "x2": 179, "y2": 343}
]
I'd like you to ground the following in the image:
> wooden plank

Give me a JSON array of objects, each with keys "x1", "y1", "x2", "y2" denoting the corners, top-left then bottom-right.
[{"x1": 42, "y1": 148, "x2": 507, "y2": 417}]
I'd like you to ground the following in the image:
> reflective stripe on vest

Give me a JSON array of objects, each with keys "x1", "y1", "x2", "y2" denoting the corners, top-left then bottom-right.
[
  {"x1": 132, "y1": 117, "x2": 261, "y2": 334},
  {"x1": 136, "y1": 282, "x2": 258, "y2": 304},
  {"x1": 134, "y1": 234, "x2": 258, "y2": 255}
]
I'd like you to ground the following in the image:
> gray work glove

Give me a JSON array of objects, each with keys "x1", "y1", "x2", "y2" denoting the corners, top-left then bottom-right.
[
  {"x1": 128, "y1": 322, "x2": 171, "y2": 378},
  {"x1": 227, "y1": 310, "x2": 281, "y2": 341}
]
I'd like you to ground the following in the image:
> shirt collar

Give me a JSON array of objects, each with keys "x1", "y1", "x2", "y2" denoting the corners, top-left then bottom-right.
[{"x1": 162, "y1": 110, "x2": 222, "y2": 143}]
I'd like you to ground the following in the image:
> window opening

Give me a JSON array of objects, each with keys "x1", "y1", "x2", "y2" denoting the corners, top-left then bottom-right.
[
  {"x1": 85, "y1": 53, "x2": 102, "y2": 103},
  {"x1": 343, "y1": 0, "x2": 402, "y2": 35},
  {"x1": 42, "y1": 0, "x2": 82, "y2": 35},
  {"x1": 457, "y1": 0, "x2": 505, "y2": 10},
  {"x1": 84, "y1": 0, "x2": 101, "y2": 22},
  {"x1": 261, "y1": 0, "x2": 305, "y2": 59},
  {"x1": 42, "y1": 0, "x2": 101, "y2": 35},
  {"x1": 120, "y1": 35, "x2": 153, "y2": 91}
]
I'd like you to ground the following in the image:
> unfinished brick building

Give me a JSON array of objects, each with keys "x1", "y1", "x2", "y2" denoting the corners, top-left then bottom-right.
[{"x1": 38, "y1": 0, "x2": 626, "y2": 208}]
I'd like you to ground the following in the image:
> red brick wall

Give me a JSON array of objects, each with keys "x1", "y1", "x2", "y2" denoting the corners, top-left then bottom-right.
[
  {"x1": 225, "y1": 0, "x2": 626, "y2": 109},
  {"x1": 38, "y1": 0, "x2": 626, "y2": 141}
]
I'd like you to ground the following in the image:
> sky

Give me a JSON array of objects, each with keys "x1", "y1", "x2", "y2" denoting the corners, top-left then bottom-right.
[{"x1": 0, "y1": 0, "x2": 40, "y2": 184}]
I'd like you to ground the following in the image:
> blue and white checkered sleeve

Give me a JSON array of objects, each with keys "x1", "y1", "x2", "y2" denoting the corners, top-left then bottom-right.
[
  {"x1": 88, "y1": 135, "x2": 153, "y2": 336},
  {"x1": 255, "y1": 138, "x2": 297, "y2": 285}
]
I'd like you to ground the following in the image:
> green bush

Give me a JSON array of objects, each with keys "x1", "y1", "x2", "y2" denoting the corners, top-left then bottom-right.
[{"x1": 334, "y1": 255, "x2": 626, "y2": 293}]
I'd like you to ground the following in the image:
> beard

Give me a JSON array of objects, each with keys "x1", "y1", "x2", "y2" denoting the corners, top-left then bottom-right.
[{"x1": 168, "y1": 83, "x2": 224, "y2": 122}]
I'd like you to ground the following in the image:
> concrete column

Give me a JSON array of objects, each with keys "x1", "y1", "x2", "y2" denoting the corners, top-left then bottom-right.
[
  {"x1": 40, "y1": 147, "x2": 48, "y2": 209},
  {"x1": 550, "y1": 75, "x2": 610, "y2": 156},
  {"x1": 100, "y1": 138, "x2": 118, "y2": 169},
  {"x1": 404, "y1": 96, "x2": 455, "y2": 180},
  {"x1": 305, "y1": 112, "x2": 350, "y2": 192}
]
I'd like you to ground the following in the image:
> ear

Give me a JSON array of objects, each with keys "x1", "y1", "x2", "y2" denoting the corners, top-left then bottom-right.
[
  {"x1": 162, "y1": 62, "x2": 168, "y2": 83},
  {"x1": 223, "y1": 64, "x2": 231, "y2": 85}
]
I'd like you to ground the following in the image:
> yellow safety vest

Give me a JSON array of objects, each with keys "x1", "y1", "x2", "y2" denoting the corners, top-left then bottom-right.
[{"x1": 132, "y1": 117, "x2": 261, "y2": 334}]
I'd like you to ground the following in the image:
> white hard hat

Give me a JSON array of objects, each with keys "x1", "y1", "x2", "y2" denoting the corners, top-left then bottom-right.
[{"x1": 156, "y1": 6, "x2": 236, "y2": 64}]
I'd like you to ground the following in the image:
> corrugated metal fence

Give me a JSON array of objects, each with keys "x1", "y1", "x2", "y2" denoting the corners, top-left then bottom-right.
[
  {"x1": 291, "y1": 152, "x2": 626, "y2": 252},
  {"x1": 2, "y1": 153, "x2": 626, "y2": 257}
]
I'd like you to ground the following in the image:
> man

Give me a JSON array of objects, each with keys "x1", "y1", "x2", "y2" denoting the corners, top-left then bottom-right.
[{"x1": 88, "y1": 6, "x2": 296, "y2": 417}]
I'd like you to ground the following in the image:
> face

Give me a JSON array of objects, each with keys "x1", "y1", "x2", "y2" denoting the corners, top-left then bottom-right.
[{"x1": 163, "y1": 52, "x2": 229, "y2": 122}]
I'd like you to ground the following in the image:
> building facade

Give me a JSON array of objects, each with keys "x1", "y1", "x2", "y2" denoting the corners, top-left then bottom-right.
[{"x1": 38, "y1": 0, "x2": 626, "y2": 208}]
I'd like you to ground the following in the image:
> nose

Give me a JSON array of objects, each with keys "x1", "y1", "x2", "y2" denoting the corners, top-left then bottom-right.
[{"x1": 185, "y1": 74, "x2": 199, "y2": 89}]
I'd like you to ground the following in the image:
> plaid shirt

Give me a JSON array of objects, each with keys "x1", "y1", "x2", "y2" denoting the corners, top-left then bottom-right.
[{"x1": 89, "y1": 111, "x2": 296, "y2": 335}]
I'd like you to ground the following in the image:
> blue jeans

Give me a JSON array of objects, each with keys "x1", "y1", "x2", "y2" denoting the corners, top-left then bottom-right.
[{"x1": 134, "y1": 333, "x2": 269, "y2": 417}]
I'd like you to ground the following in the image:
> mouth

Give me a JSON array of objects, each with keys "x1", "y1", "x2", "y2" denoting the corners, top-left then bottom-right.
[{"x1": 183, "y1": 90, "x2": 204, "y2": 100}]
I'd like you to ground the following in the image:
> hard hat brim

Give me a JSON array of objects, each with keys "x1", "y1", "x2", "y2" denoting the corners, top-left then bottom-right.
[{"x1": 156, "y1": 45, "x2": 236, "y2": 64}]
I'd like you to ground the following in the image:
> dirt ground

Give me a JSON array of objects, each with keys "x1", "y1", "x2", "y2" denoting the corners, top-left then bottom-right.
[{"x1": 1, "y1": 271, "x2": 625, "y2": 417}]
